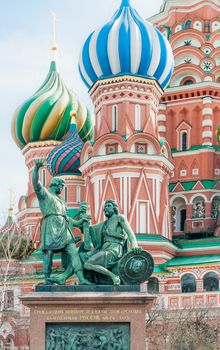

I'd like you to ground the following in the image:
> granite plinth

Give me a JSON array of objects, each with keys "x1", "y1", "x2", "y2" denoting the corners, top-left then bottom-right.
[
  {"x1": 20, "y1": 291, "x2": 155, "y2": 350},
  {"x1": 35, "y1": 284, "x2": 140, "y2": 293}
]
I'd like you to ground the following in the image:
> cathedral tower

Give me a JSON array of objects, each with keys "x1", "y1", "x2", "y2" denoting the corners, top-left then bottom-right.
[{"x1": 79, "y1": 0, "x2": 175, "y2": 241}]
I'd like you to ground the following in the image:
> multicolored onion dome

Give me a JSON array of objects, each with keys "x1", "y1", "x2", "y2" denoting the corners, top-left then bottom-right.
[
  {"x1": 79, "y1": 0, "x2": 174, "y2": 90},
  {"x1": 47, "y1": 117, "x2": 84, "y2": 176},
  {"x1": 11, "y1": 61, "x2": 94, "y2": 149}
]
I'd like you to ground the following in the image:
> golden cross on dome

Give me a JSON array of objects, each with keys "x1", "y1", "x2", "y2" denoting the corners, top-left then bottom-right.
[
  {"x1": 50, "y1": 12, "x2": 58, "y2": 60},
  {"x1": 51, "y1": 12, "x2": 57, "y2": 45}
]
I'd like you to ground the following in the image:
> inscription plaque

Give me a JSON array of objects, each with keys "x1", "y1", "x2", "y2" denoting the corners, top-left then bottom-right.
[{"x1": 46, "y1": 322, "x2": 130, "y2": 350}]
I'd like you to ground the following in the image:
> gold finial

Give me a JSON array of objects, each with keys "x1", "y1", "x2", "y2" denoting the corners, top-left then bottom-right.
[
  {"x1": 7, "y1": 188, "x2": 14, "y2": 217},
  {"x1": 70, "y1": 110, "x2": 77, "y2": 117},
  {"x1": 50, "y1": 11, "x2": 58, "y2": 61}
]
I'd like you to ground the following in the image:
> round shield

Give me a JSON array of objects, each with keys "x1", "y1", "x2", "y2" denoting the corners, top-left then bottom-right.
[{"x1": 118, "y1": 250, "x2": 154, "y2": 285}]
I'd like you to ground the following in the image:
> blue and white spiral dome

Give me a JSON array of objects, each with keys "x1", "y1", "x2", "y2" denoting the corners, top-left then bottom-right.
[{"x1": 79, "y1": 0, "x2": 174, "y2": 90}]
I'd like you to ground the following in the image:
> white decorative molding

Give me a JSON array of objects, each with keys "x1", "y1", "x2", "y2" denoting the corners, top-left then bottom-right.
[
  {"x1": 158, "y1": 104, "x2": 167, "y2": 111},
  {"x1": 202, "y1": 107, "x2": 213, "y2": 115},
  {"x1": 203, "y1": 97, "x2": 212, "y2": 104},
  {"x1": 202, "y1": 119, "x2": 213, "y2": 127},
  {"x1": 157, "y1": 114, "x2": 166, "y2": 122},
  {"x1": 192, "y1": 168, "x2": 199, "y2": 175},
  {"x1": 158, "y1": 125, "x2": 166, "y2": 132},
  {"x1": 80, "y1": 153, "x2": 174, "y2": 172},
  {"x1": 202, "y1": 142, "x2": 212, "y2": 146},
  {"x1": 202, "y1": 131, "x2": 213, "y2": 138}
]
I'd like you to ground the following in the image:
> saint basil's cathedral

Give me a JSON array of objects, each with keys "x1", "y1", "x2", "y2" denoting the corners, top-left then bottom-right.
[{"x1": 1, "y1": 0, "x2": 220, "y2": 347}]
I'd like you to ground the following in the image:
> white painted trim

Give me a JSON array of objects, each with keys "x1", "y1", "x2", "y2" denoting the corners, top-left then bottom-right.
[
  {"x1": 170, "y1": 194, "x2": 188, "y2": 205},
  {"x1": 96, "y1": 98, "x2": 158, "y2": 113},
  {"x1": 172, "y1": 148, "x2": 215, "y2": 157},
  {"x1": 203, "y1": 97, "x2": 212, "y2": 104},
  {"x1": 157, "y1": 114, "x2": 166, "y2": 122},
  {"x1": 158, "y1": 126, "x2": 166, "y2": 132},
  {"x1": 189, "y1": 193, "x2": 208, "y2": 204},
  {"x1": 202, "y1": 108, "x2": 213, "y2": 116},
  {"x1": 135, "y1": 104, "x2": 141, "y2": 130},
  {"x1": 128, "y1": 176, "x2": 131, "y2": 212},
  {"x1": 180, "y1": 170, "x2": 187, "y2": 177},
  {"x1": 156, "y1": 179, "x2": 161, "y2": 217},
  {"x1": 76, "y1": 186, "x2": 81, "y2": 203},
  {"x1": 180, "y1": 271, "x2": 197, "y2": 279},
  {"x1": 170, "y1": 189, "x2": 215, "y2": 196},
  {"x1": 202, "y1": 131, "x2": 212, "y2": 138},
  {"x1": 90, "y1": 175, "x2": 106, "y2": 184},
  {"x1": 200, "y1": 269, "x2": 219, "y2": 279},
  {"x1": 112, "y1": 172, "x2": 139, "y2": 178},
  {"x1": 202, "y1": 119, "x2": 213, "y2": 127},
  {"x1": 158, "y1": 104, "x2": 167, "y2": 111},
  {"x1": 87, "y1": 166, "x2": 166, "y2": 180},
  {"x1": 202, "y1": 142, "x2": 212, "y2": 146},
  {"x1": 80, "y1": 153, "x2": 174, "y2": 172},
  {"x1": 210, "y1": 193, "x2": 220, "y2": 202},
  {"x1": 192, "y1": 168, "x2": 199, "y2": 175}
]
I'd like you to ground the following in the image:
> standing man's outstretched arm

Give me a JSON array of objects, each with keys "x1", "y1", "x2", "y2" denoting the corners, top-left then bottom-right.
[{"x1": 32, "y1": 159, "x2": 45, "y2": 194}]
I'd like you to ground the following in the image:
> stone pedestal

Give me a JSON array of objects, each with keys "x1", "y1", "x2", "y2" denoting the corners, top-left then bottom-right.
[{"x1": 20, "y1": 288, "x2": 155, "y2": 350}]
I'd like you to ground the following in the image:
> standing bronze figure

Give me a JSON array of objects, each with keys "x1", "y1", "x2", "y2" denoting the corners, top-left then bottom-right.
[{"x1": 32, "y1": 159, "x2": 90, "y2": 285}]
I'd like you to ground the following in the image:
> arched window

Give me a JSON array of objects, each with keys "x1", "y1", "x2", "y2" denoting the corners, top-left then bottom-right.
[
  {"x1": 211, "y1": 197, "x2": 220, "y2": 219},
  {"x1": 183, "y1": 79, "x2": 194, "y2": 86},
  {"x1": 181, "y1": 273, "x2": 196, "y2": 293},
  {"x1": 203, "y1": 272, "x2": 219, "y2": 292},
  {"x1": 171, "y1": 197, "x2": 187, "y2": 232},
  {"x1": 192, "y1": 198, "x2": 205, "y2": 219},
  {"x1": 180, "y1": 209, "x2": 186, "y2": 231},
  {"x1": 112, "y1": 105, "x2": 118, "y2": 132},
  {"x1": 135, "y1": 104, "x2": 141, "y2": 131},
  {"x1": 185, "y1": 20, "x2": 192, "y2": 29},
  {"x1": 181, "y1": 132, "x2": 187, "y2": 151},
  {"x1": 147, "y1": 277, "x2": 159, "y2": 294}
]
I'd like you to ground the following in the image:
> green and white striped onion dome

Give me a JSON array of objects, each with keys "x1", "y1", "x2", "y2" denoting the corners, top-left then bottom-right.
[{"x1": 11, "y1": 61, "x2": 94, "y2": 149}]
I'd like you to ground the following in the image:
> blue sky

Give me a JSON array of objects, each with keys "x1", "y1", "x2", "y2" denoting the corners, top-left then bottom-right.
[{"x1": 0, "y1": 0, "x2": 163, "y2": 224}]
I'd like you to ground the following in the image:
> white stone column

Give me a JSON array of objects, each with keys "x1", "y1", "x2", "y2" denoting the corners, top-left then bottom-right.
[
  {"x1": 202, "y1": 97, "x2": 213, "y2": 146},
  {"x1": 157, "y1": 104, "x2": 167, "y2": 139}
]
